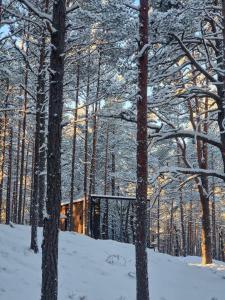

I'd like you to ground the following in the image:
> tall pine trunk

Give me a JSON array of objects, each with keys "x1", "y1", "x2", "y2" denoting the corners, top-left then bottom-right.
[
  {"x1": 83, "y1": 52, "x2": 90, "y2": 235},
  {"x1": 18, "y1": 67, "x2": 29, "y2": 224},
  {"x1": 69, "y1": 64, "x2": 80, "y2": 231},
  {"x1": 41, "y1": 0, "x2": 66, "y2": 298},
  {"x1": 135, "y1": 1, "x2": 149, "y2": 299},
  {"x1": 38, "y1": 0, "x2": 48, "y2": 227}
]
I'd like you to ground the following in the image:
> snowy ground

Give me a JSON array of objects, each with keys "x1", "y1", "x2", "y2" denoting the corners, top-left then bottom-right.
[{"x1": 0, "y1": 225, "x2": 224, "y2": 300}]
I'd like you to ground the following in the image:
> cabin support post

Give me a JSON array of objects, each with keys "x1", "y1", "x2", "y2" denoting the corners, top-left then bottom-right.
[{"x1": 92, "y1": 197, "x2": 101, "y2": 239}]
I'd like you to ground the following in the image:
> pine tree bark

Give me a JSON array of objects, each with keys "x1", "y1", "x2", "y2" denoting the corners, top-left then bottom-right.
[
  {"x1": 83, "y1": 52, "x2": 90, "y2": 235},
  {"x1": 135, "y1": 0, "x2": 150, "y2": 299},
  {"x1": 31, "y1": 115, "x2": 39, "y2": 253},
  {"x1": 13, "y1": 119, "x2": 21, "y2": 223},
  {"x1": 157, "y1": 194, "x2": 160, "y2": 252},
  {"x1": 22, "y1": 143, "x2": 29, "y2": 224},
  {"x1": 188, "y1": 91, "x2": 212, "y2": 264},
  {"x1": 89, "y1": 51, "x2": 101, "y2": 195},
  {"x1": 6, "y1": 128, "x2": 13, "y2": 225},
  {"x1": 18, "y1": 67, "x2": 29, "y2": 224},
  {"x1": 0, "y1": 80, "x2": 9, "y2": 223},
  {"x1": 89, "y1": 51, "x2": 101, "y2": 238},
  {"x1": 38, "y1": 0, "x2": 48, "y2": 227},
  {"x1": 111, "y1": 134, "x2": 116, "y2": 196},
  {"x1": 69, "y1": 64, "x2": 80, "y2": 231},
  {"x1": 102, "y1": 125, "x2": 109, "y2": 239},
  {"x1": 41, "y1": 0, "x2": 66, "y2": 298},
  {"x1": 211, "y1": 153, "x2": 217, "y2": 258}
]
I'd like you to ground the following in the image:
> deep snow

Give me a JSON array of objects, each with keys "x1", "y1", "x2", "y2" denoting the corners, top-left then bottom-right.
[{"x1": 0, "y1": 224, "x2": 224, "y2": 300}]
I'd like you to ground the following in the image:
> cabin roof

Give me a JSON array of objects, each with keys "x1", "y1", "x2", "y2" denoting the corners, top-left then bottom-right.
[
  {"x1": 90, "y1": 194, "x2": 136, "y2": 201},
  {"x1": 61, "y1": 197, "x2": 84, "y2": 206},
  {"x1": 61, "y1": 194, "x2": 150, "y2": 207}
]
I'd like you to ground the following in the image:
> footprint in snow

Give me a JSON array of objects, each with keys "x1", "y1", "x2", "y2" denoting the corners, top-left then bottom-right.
[{"x1": 105, "y1": 254, "x2": 126, "y2": 266}]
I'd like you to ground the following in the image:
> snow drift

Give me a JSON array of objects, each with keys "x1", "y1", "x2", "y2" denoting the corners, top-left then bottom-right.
[{"x1": 0, "y1": 224, "x2": 224, "y2": 300}]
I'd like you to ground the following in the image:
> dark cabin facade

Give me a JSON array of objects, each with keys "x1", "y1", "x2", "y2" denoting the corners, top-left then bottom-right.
[{"x1": 60, "y1": 198, "x2": 84, "y2": 234}]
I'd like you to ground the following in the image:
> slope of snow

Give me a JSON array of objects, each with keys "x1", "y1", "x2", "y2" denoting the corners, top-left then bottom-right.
[{"x1": 0, "y1": 224, "x2": 224, "y2": 300}]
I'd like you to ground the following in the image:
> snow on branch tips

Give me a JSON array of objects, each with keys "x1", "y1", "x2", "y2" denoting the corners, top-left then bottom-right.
[{"x1": 17, "y1": 0, "x2": 52, "y2": 22}]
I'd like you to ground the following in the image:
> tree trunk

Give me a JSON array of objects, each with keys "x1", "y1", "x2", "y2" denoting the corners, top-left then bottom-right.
[
  {"x1": 88, "y1": 51, "x2": 101, "y2": 238},
  {"x1": 38, "y1": 3, "x2": 48, "y2": 226},
  {"x1": 187, "y1": 198, "x2": 193, "y2": 255},
  {"x1": 89, "y1": 51, "x2": 101, "y2": 195},
  {"x1": 157, "y1": 194, "x2": 160, "y2": 252},
  {"x1": 13, "y1": 119, "x2": 21, "y2": 223},
  {"x1": 0, "y1": 81, "x2": 9, "y2": 223},
  {"x1": 22, "y1": 143, "x2": 29, "y2": 224},
  {"x1": 83, "y1": 52, "x2": 90, "y2": 235},
  {"x1": 31, "y1": 113, "x2": 39, "y2": 253},
  {"x1": 69, "y1": 64, "x2": 80, "y2": 231},
  {"x1": 18, "y1": 67, "x2": 29, "y2": 224},
  {"x1": 169, "y1": 198, "x2": 174, "y2": 255},
  {"x1": 111, "y1": 128, "x2": 116, "y2": 196},
  {"x1": 135, "y1": 0, "x2": 149, "y2": 299},
  {"x1": 41, "y1": 0, "x2": 66, "y2": 299},
  {"x1": 6, "y1": 128, "x2": 13, "y2": 225},
  {"x1": 102, "y1": 125, "x2": 109, "y2": 239},
  {"x1": 211, "y1": 154, "x2": 217, "y2": 259}
]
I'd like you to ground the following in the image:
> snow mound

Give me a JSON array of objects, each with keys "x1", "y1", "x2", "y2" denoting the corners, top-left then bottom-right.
[{"x1": 0, "y1": 224, "x2": 224, "y2": 300}]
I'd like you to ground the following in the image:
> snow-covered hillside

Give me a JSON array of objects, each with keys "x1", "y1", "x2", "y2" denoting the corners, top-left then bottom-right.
[{"x1": 0, "y1": 224, "x2": 224, "y2": 300}]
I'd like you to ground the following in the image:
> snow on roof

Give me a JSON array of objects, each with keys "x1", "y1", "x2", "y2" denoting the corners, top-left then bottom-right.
[
  {"x1": 61, "y1": 197, "x2": 84, "y2": 206},
  {"x1": 60, "y1": 214, "x2": 67, "y2": 219},
  {"x1": 90, "y1": 194, "x2": 136, "y2": 200}
]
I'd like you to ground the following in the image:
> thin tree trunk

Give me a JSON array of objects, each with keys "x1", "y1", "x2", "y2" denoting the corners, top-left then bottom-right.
[
  {"x1": 179, "y1": 189, "x2": 186, "y2": 256},
  {"x1": 157, "y1": 194, "x2": 160, "y2": 252},
  {"x1": 0, "y1": 81, "x2": 9, "y2": 223},
  {"x1": 22, "y1": 142, "x2": 29, "y2": 224},
  {"x1": 6, "y1": 128, "x2": 13, "y2": 225},
  {"x1": 188, "y1": 198, "x2": 193, "y2": 255},
  {"x1": 83, "y1": 52, "x2": 90, "y2": 235},
  {"x1": 31, "y1": 49, "x2": 47, "y2": 251},
  {"x1": 38, "y1": 1, "x2": 48, "y2": 226},
  {"x1": 13, "y1": 119, "x2": 21, "y2": 223},
  {"x1": 89, "y1": 51, "x2": 101, "y2": 195},
  {"x1": 111, "y1": 128, "x2": 116, "y2": 196},
  {"x1": 169, "y1": 198, "x2": 174, "y2": 255},
  {"x1": 102, "y1": 125, "x2": 109, "y2": 239},
  {"x1": 18, "y1": 67, "x2": 29, "y2": 224},
  {"x1": 88, "y1": 51, "x2": 101, "y2": 238},
  {"x1": 29, "y1": 144, "x2": 35, "y2": 225},
  {"x1": 69, "y1": 64, "x2": 80, "y2": 231},
  {"x1": 211, "y1": 152, "x2": 217, "y2": 258}
]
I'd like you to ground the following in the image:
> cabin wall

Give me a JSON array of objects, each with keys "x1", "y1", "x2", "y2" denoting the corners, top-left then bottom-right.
[
  {"x1": 73, "y1": 201, "x2": 83, "y2": 234},
  {"x1": 60, "y1": 201, "x2": 84, "y2": 234}
]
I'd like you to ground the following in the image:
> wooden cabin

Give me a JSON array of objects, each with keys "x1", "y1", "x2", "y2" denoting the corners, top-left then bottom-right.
[{"x1": 60, "y1": 198, "x2": 84, "y2": 234}]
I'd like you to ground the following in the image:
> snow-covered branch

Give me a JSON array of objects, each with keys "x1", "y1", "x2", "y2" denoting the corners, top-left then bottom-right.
[
  {"x1": 159, "y1": 167, "x2": 225, "y2": 181},
  {"x1": 66, "y1": 3, "x2": 79, "y2": 14},
  {"x1": 170, "y1": 33, "x2": 217, "y2": 84},
  {"x1": 152, "y1": 130, "x2": 223, "y2": 150},
  {"x1": 17, "y1": 0, "x2": 52, "y2": 22},
  {"x1": 124, "y1": 3, "x2": 140, "y2": 11}
]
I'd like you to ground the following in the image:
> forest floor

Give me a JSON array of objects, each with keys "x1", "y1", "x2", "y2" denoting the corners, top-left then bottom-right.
[{"x1": 0, "y1": 224, "x2": 224, "y2": 300}]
